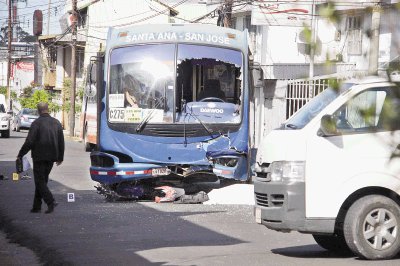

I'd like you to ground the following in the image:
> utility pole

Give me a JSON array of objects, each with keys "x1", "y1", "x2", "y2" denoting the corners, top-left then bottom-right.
[
  {"x1": 69, "y1": 0, "x2": 77, "y2": 136},
  {"x1": 6, "y1": 0, "x2": 13, "y2": 111},
  {"x1": 47, "y1": 0, "x2": 52, "y2": 35},
  {"x1": 368, "y1": 3, "x2": 381, "y2": 75},
  {"x1": 223, "y1": 0, "x2": 233, "y2": 28},
  {"x1": 309, "y1": 0, "x2": 316, "y2": 79}
]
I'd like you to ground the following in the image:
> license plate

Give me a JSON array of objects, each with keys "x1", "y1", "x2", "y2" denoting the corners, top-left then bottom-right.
[
  {"x1": 152, "y1": 167, "x2": 170, "y2": 176},
  {"x1": 255, "y1": 207, "x2": 261, "y2": 224}
]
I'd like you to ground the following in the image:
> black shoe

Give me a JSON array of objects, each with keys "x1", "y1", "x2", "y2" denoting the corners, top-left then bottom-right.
[
  {"x1": 45, "y1": 202, "x2": 58, "y2": 214},
  {"x1": 30, "y1": 208, "x2": 41, "y2": 213}
]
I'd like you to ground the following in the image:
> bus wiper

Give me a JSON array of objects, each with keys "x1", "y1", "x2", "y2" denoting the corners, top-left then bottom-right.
[
  {"x1": 187, "y1": 107, "x2": 216, "y2": 139},
  {"x1": 136, "y1": 97, "x2": 164, "y2": 133}
]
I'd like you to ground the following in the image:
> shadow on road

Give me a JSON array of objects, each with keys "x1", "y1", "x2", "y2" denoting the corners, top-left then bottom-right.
[
  {"x1": 0, "y1": 161, "x2": 33, "y2": 179},
  {"x1": 272, "y1": 244, "x2": 400, "y2": 260},
  {"x1": 8, "y1": 135, "x2": 27, "y2": 139},
  {"x1": 0, "y1": 161, "x2": 245, "y2": 265},
  {"x1": 272, "y1": 244, "x2": 353, "y2": 259}
]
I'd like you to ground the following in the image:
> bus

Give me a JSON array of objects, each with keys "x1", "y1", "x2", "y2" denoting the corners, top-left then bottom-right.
[{"x1": 87, "y1": 23, "x2": 255, "y2": 200}]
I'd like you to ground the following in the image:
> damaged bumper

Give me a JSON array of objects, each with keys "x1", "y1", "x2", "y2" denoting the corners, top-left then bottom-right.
[
  {"x1": 207, "y1": 149, "x2": 248, "y2": 180},
  {"x1": 90, "y1": 151, "x2": 171, "y2": 184}
]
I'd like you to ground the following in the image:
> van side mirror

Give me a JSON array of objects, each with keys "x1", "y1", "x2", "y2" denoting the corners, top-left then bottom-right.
[
  {"x1": 319, "y1": 114, "x2": 338, "y2": 136},
  {"x1": 89, "y1": 62, "x2": 97, "y2": 84}
]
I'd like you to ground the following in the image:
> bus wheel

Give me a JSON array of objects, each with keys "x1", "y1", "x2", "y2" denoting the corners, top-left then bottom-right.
[
  {"x1": 312, "y1": 234, "x2": 351, "y2": 254},
  {"x1": 343, "y1": 195, "x2": 400, "y2": 260}
]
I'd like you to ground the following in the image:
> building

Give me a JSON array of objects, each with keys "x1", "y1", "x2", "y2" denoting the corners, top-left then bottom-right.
[
  {"x1": 0, "y1": 42, "x2": 35, "y2": 94},
  {"x1": 37, "y1": 0, "x2": 212, "y2": 133},
  {"x1": 206, "y1": 0, "x2": 400, "y2": 135}
]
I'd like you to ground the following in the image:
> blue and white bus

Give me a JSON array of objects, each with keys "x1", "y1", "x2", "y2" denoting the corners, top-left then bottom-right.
[{"x1": 88, "y1": 24, "x2": 254, "y2": 199}]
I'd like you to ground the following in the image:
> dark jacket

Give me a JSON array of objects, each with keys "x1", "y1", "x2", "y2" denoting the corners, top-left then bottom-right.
[{"x1": 18, "y1": 113, "x2": 64, "y2": 162}]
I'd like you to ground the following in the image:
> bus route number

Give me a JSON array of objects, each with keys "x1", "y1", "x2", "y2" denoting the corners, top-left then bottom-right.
[{"x1": 109, "y1": 108, "x2": 125, "y2": 122}]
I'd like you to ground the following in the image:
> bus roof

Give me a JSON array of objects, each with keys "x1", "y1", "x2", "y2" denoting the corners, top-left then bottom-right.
[{"x1": 106, "y1": 23, "x2": 248, "y2": 51}]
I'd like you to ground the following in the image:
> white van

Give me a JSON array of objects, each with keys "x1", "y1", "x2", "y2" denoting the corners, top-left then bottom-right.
[
  {"x1": 0, "y1": 94, "x2": 11, "y2": 138},
  {"x1": 254, "y1": 77, "x2": 400, "y2": 260}
]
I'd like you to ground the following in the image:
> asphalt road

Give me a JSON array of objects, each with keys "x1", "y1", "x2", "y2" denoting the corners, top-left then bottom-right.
[{"x1": 0, "y1": 130, "x2": 399, "y2": 265}]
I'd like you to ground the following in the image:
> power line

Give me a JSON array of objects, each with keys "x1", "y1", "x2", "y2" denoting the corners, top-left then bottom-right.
[{"x1": 0, "y1": 0, "x2": 67, "y2": 12}]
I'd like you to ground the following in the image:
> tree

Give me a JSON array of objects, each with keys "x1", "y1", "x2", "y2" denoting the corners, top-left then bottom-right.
[
  {"x1": 0, "y1": 25, "x2": 35, "y2": 45},
  {"x1": 0, "y1": 86, "x2": 17, "y2": 99},
  {"x1": 19, "y1": 86, "x2": 60, "y2": 113}
]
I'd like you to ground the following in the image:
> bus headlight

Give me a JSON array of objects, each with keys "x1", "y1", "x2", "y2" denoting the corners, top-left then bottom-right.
[{"x1": 270, "y1": 161, "x2": 305, "y2": 182}]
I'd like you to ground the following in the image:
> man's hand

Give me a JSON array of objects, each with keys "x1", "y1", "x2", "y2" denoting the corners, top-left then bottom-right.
[{"x1": 56, "y1": 161, "x2": 63, "y2": 166}]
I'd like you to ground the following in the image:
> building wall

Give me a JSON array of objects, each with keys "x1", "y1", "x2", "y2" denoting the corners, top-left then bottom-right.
[
  {"x1": 13, "y1": 61, "x2": 34, "y2": 94},
  {"x1": 56, "y1": 47, "x2": 64, "y2": 89},
  {"x1": 0, "y1": 60, "x2": 6, "y2": 87},
  {"x1": 83, "y1": 0, "x2": 210, "y2": 71}
]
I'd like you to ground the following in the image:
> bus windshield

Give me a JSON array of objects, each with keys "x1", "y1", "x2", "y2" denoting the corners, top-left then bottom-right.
[{"x1": 108, "y1": 43, "x2": 243, "y2": 125}]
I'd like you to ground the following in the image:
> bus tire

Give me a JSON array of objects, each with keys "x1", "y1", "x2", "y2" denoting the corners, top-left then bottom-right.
[
  {"x1": 343, "y1": 195, "x2": 400, "y2": 260},
  {"x1": 312, "y1": 234, "x2": 351, "y2": 254}
]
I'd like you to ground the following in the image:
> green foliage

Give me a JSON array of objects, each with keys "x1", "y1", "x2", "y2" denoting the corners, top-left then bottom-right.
[
  {"x1": 0, "y1": 86, "x2": 17, "y2": 99},
  {"x1": 19, "y1": 89, "x2": 60, "y2": 113},
  {"x1": 62, "y1": 78, "x2": 72, "y2": 112},
  {"x1": 61, "y1": 78, "x2": 82, "y2": 113},
  {"x1": 327, "y1": 78, "x2": 342, "y2": 93},
  {"x1": 20, "y1": 90, "x2": 48, "y2": 109},
  {"x1": 319, "y1": 1, "x2": 340, "y2": 24}
]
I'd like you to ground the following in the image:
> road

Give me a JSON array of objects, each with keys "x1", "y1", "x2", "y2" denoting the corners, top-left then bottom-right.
[{"x1": 0, "y1": 131, "x2": 399, "y2": 265}]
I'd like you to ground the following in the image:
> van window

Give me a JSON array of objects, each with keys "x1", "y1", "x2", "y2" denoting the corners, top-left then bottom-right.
[{"x1": 333, "y1": 87, "x2": 400, "y2": 133}]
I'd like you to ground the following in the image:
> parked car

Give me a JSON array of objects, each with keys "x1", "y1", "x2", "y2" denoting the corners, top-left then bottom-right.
[{"x1": 13, "y1": 108, "x2": 39, "y2": 131}]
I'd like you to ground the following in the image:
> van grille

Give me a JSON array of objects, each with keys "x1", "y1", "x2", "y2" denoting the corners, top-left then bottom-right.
[
  {"x1": 255, "y1": 192, "x2": 285, "y2": 207},
  {"x1": 255, "y1": 192, "x2": 269, "y2": 207}
]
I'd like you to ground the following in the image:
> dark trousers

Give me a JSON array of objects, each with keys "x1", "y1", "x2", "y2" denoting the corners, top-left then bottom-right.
[{"x1": 32, "y1": 161, "x2": 55, "y2": 209}]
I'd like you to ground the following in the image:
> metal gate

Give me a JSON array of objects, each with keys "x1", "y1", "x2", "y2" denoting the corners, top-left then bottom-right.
[{"x1": 286, "y1": 78, "x2": 330, "y2": 119}]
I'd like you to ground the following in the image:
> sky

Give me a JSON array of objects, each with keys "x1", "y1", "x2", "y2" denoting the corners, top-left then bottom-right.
[{"x1": 0, "y1": 0, "x2": 63, "y2": 36}]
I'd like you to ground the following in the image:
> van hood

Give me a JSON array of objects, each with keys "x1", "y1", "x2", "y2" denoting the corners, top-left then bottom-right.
[{"x1": 256, "y1": 129, "x2": 308, "y2": 164}]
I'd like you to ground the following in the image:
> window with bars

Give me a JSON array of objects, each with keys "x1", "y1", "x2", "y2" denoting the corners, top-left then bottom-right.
[
  {"x1": 47, "y1": 46, "x2": 57, "y2": 71},
  {"x1": 347, "y1": 16, "x2": 362, "y2": 55}
]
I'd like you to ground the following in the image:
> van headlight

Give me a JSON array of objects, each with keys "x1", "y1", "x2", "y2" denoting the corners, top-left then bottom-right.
[
  {"x1": 270, "y1": 161, "x2": 305, "y2": 182},
  {"x1": 1, "y1": 117, "x2": 9, "y2": 121}
]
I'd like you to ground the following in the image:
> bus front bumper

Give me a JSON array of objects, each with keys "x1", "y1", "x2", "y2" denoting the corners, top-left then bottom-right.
[
  {"x1": 90, "y1": 151, "x2": 171, "y2": 184},
  {"x1": 253, "y1": 179, "x2": 335, "y2": 234}
]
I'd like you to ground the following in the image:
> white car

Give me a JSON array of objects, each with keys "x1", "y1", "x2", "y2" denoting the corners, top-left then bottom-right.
[{"x1": 0, "y1": 95, "x2": 11, "y2": 138}]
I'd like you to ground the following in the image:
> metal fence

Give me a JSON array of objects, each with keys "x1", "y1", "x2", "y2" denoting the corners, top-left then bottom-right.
[
  {"x1": 285, "y1": 72, "x2": 366, "y2": 119},
  {"x1": 286, "y1": 78, "x2": 330, "y2": 119}
]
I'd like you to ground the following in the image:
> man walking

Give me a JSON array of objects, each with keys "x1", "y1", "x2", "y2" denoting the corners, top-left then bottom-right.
[{"x1": 17, "y1": 102, "x2": 64, "y2": 214}]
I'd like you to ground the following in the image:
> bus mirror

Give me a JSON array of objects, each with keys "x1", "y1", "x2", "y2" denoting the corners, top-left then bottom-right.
[
  {"x1": 89, "y1": 63, "x2": 97, "y2": 84},
  {"x1": 84, "y1": 84, "x2": 97, "y2": 98},
  {"x1": 253, "y1": 69, "x2": 263, "y2": 88},
  {"x1": 319, "y1": 114, "x2": 337, "y2": 136}
]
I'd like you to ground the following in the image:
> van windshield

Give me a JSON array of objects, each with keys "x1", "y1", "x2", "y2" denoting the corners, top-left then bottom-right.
[{"x1": 283, "y1": 83, "x2": 353, "y2": 129}]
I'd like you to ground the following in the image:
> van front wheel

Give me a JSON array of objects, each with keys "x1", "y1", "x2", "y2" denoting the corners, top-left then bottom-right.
[
  {"x1": 312, "y1": 234, "x2": 351, "y2": 254},
  {"x1": 343, "y1": 195, "x2": 400, "y2": 260}
]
